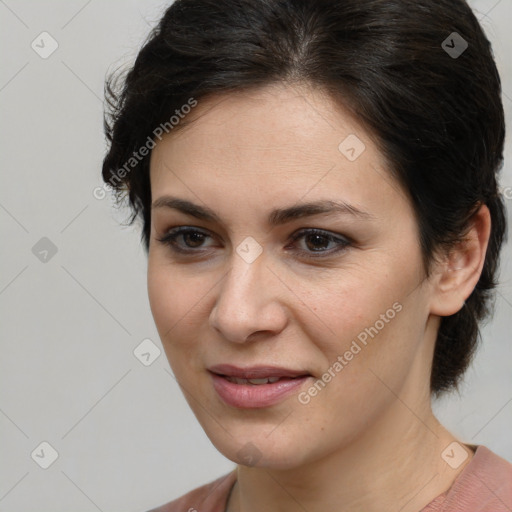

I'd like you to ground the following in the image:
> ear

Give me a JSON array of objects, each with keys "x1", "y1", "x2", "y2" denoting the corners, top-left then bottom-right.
[{"x1": 429, "y1": 203, "x2": 491, "y2": 317}]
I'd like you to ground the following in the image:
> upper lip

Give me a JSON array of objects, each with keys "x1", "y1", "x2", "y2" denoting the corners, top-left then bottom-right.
[{"x1": 208, "y1": 364, "x2": 311, "y2": 379}]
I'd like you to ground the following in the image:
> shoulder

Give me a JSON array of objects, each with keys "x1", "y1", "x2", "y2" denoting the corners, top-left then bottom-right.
[
  {"x1": 145, "y1": 470, "x2": 237, "y2": 512},
  {"x1": 422, "y1": 445, "x2": 512, "y2": 512}
]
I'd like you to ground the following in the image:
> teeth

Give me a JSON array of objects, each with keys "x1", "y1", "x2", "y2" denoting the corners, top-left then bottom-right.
[{"x1": 225, "y1": 376, "x2": 281, "y2": 385}]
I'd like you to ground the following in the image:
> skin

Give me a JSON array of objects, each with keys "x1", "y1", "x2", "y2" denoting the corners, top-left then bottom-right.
[{"x1": 147, "y1": 82, "x2": 491, "y2": 512}]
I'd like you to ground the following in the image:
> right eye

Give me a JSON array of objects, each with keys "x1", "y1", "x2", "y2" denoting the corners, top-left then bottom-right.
[{"x1": 156, "y1": 227, "x2": 215, "y2": 254}]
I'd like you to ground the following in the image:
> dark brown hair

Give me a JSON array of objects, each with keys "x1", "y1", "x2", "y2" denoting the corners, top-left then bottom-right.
[{"x1": 102, "y1": 0, "x2": 507, "y2": 396}]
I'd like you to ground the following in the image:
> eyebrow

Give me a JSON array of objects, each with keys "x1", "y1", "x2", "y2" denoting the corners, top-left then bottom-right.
[{"x1": 151, "y1": 196, "x2": 374, "y2": 225}]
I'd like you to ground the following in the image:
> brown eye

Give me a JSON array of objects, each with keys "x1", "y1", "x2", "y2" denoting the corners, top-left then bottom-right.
[
  {"x1": 180, "y1": 231, "x2": 207, "y2": 248},
  {"x1": 156, "y1": 227, "x2": 214, "y2": 253},
  {"x1": 156, "y1": 226, "x2": 351, "y2": 259},
  {"x1": 287, "y1": 229, "x2": 351, "y2": 258},
  {"x1": 304, "y1": 233, "x2": 332, "y2": 251}
]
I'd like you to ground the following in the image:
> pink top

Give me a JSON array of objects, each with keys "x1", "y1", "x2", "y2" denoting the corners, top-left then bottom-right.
[{"x1": 147, "y1": 445, "x2": 512, "y2": 512}]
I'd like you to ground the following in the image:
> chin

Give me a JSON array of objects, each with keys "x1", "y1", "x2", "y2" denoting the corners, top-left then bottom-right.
[{"x1": 198, "y1": 419, "x2": 317, "y2": 469}]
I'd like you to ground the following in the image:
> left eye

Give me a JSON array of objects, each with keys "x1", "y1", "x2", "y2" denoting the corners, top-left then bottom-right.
[
  {"x1": 156, "y1": 227, "x2": 351, "y2": 258},
  {"x1": 287, "y1": 228, "x2": 351, "y2": 257}
]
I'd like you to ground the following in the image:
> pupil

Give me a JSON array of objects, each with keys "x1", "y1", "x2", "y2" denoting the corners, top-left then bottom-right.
[
  {"x1": 306, "y1": 234, "x2": 328, "y2": 251},
  {"x1": 185, "y1": 233, "x2": 204, "y2": 247}
]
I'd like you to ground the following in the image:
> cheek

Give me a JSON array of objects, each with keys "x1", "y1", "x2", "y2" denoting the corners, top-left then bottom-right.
[
  {"x1": 147, "y1": 261, "x2": 173, "y2": 334},
  {"x1": 302, "y1": 267, "x2": 422, "y2": 389},
  {"x1": 300, "y1": 272, "x2": 402, "y2": 349},
  {"x1": 311, "y1": 290, "x2": 423, "y2": 411},
  {"x1": 294, "y1": 307, "x2": 417, "y2": 449},
  {"x1": 147, "y1": 258, "x2": 216, "y2": 382},
  {"x1": 147, "y1": 260, "x2": 198, "y2": 345}
]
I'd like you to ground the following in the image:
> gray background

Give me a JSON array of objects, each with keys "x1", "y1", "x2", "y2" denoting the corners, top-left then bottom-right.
[{"x1": 0, "y1": 1, "x2": 511, "y2": 511}]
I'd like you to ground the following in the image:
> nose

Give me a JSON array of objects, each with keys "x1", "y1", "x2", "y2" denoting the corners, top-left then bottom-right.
[{"x1": 209, "y1": 249, "x2": 288, "y2": 344}]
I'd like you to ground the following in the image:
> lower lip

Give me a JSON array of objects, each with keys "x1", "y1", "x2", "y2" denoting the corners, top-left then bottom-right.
[{"x1": 210, "y1": 373, "x2": 311, "y2": 408}]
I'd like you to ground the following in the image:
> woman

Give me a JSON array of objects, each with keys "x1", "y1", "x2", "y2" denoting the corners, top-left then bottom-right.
[{"x1": 101, "y1": 0, "x2": 512, "y2": 510}]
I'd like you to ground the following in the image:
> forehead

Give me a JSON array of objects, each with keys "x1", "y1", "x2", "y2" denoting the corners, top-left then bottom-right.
[{"x1": 149, "y1": 83, "x2": 405, "y2": 216}]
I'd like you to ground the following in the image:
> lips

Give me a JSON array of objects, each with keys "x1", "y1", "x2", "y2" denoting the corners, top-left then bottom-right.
[
  {"x1": 208, "y1": 364, "x2": 312, "y2": 408},
  {"x1": 208, "y1": 364, "x2": 311, "y2": 380},
  {"x1": 224, "y1": 376, "x2": 282, "y2": 385}
]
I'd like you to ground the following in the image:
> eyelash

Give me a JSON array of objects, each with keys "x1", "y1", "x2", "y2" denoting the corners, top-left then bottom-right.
[{"x1": 155, "y1": 227, "x2": 351, "y2": 259}]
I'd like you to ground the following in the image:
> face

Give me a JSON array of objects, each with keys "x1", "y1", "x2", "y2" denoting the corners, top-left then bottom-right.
[{"x1": 147, "y1": 83, "x2": 435, "y2": 469}]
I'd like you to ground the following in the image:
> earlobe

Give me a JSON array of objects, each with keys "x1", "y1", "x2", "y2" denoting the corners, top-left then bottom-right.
[{"x1": 429, "y1": 204, "x2": 491, "y2": 317}]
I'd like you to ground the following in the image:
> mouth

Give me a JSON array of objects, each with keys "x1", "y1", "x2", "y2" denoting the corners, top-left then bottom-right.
[
  {"x1": 208, "y1": 363, "x2": 312, "y2": 379},
  {"x1": 208, "y1": 364, "x2": 312, "y2": 408},
  {"x1": 222, "y1": 375, "x2": 294, "y2": 385}
]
